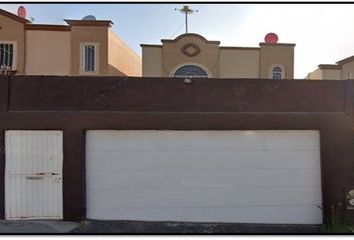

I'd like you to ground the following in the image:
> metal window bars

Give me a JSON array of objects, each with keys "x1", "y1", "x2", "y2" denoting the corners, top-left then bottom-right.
[
  {"x1": 0, "y1": 44, "x2": 15, "y2": 75},
  {"x1": 0, "y1": 44, "x2": 13, "y2": 67},
  {"x1": 0, "y1": 65, "x2": 14, "y2": 75},
  {"x1": 84, "y1": 45, "x2": 95, "y2": 72}
]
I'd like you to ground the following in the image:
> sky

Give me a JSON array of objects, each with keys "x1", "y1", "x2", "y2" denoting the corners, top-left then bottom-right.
[{"x1": 1, "y1": 3, "x2": 354, "y2": 79}]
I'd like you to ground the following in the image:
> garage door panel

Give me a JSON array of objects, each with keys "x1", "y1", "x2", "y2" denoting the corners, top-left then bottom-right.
[
  {"x1": 87, "y1": 187, "x2": 321, "y2": 209},
  {"x1": 87, "y1": 130, "x2": 319, "y2": 151},
  {"x1": 87, "y1": 169, "x2": 321, "y2": 190},
  {"x1": 263, "y1": 131, "x2": 320, "y2": 150},
  {"x1": 86, "y1": 130, "x2": 265, "y2": 151},
  {"x1": 87, "y1": 206, "x2": 322, "y2": 224},
  {"x1": 86, "y1": 150, "x2": 320, "y2": 171},
  {"x1": 86, "y1": 130, "x2": 322, "y2": 224}
]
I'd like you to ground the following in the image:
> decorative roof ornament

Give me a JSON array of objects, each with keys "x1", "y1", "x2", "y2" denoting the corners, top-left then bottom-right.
[
  {"x1": 174, "y1": 5, "x2": 198, "y2": 34},
  {"x1": 265, "y1": 33, "x2": 279, "y2": 44},
  {"x1": 181, "y1": 43, "x2": 201, "y2": 57},
  {"x1": 17, "y1": 6, "x2": 26, "y2": 19}
]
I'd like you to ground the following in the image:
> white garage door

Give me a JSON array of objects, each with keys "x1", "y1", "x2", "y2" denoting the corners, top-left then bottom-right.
[{"x1": 86, "y1": 130, "x2": 322, "y2": 224}]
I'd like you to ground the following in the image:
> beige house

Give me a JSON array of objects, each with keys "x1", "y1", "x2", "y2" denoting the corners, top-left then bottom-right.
[
  {"x1": 0, "y1": 8, "x2": 141, "y2": 76},
  {"x1": 306, "y1": 56, "x2": 354, "y2": 80},
  {"x1": 141, "y1": 33, "x2": 295, "y2": 79}
]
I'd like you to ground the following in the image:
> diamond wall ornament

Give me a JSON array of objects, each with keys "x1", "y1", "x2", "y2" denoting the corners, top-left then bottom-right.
[{"x1": 181, "y1": 43, "x2": 201, "y2": 57}]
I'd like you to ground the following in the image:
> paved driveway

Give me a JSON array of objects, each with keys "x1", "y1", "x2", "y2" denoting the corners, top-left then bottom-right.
[
  {"x1": 70, "y1": 220, "x2": 322, "y2": 234},
  {"x1": 0, "y1": 219, "x2": 321, "y2": 234},
  {"x1": 0, "y1": 220, "x2": 79, "y2": 234}
]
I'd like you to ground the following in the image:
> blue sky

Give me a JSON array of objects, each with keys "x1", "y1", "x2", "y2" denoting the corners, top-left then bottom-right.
[{"x1": 1, "y1": 3, "x2": 354, "y2": 79}]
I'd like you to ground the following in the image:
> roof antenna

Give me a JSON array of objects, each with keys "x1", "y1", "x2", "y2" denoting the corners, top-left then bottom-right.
[{"x1": 175, "y1": 5, "x2": 198, "y2": 34}]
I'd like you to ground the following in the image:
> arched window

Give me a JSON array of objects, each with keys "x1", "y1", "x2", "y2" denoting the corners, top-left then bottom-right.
[
  {"x1": 272, "y1": 66, "x2": 283, "y2": 79},
  {"x1": 173, "y1": 65, "x2": 209, "y2": 78}
]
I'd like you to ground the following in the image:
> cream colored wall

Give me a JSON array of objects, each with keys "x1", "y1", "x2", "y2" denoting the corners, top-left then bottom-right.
[
  {"x1": 142, "y1": 46, "x2": 162, "y2": 77},
  {"x1": 70, "y1": 26, "x2": 108, "y2": 76},
  {"x1": 321, "y1": 69, "x2": 342, "y2": 80},
  {"x1": 0, "y1": 15, "x2": 25, "y2": 73},
  {"x1": 142, "y1": 34, "x2": 295, "y2": 79},
  {"x1": 306, "y1": 69, "x2": 323, "y2": 80},
  {"x1": 161, "y1": 35, "x2": 219, "y2": 77},
  {"x1": 260, "y1": 44, "x2": 294, "y2": 79},
  {"x1": 108, "y1": 30, "x2": 141, "y2": 77},
  {"x1": 219, "y1": 49, "x2": 260, "y2": 78},
  {"x1": 341, "y1": 62, "x2": 354, "y2": 79},
  {"x1": 25, "y1": 30, "x2": 71, "y2": 75}
]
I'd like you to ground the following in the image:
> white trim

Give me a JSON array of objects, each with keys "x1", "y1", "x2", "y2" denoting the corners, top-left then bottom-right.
[
  {"x1": 269, "y1": 64, "x2": 285, "y2": 79},
  {"x1": 80, "y1": 42, "x2": 99, "y2": 75},
  {"x1": 169, "y1": 62, "x2": 212, "y2": 78},
  {"x1": 0, "y1": 41, "x2": 17, "y2": 70}
]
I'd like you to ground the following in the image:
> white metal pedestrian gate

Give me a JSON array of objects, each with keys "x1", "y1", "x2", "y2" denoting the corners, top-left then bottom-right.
[
  {"x1": 86, "y1": 130, "x2": 323, "y2": 224},
  {"x1": 5, "y1": 131, "x2": 63, "y2": 220}
]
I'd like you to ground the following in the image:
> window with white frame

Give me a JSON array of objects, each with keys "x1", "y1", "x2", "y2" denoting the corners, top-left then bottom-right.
[
  {"x1": 81, "y1": 43, "x2": 98, "y2": 73},
  {"x1": 271, "y1": 66, "x2": 283, "y2": 79},
  {"x1": 0, "y1": 43, "x2": 14, "y2": 69}
]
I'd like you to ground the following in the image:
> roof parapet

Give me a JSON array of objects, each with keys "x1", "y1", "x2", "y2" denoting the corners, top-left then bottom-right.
[{"x1": 64, "y1": 19, "x2": 113, "y2": 27}]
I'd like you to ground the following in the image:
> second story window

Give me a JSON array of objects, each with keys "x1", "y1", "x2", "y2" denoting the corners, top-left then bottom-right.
[
  {"x1": 272, "y1": 66, "x2": 283, "y2": 79},
  {"x1": 0, "y1": 43, "x2": 14, "y2": 69},
  {"x1": 81, "y1": 43, "x2": 99, "y2": 74},
  {"x1": 173, "y1": 64, "x2": 209, "y2": 78},
  {"x1": 84, "y1": 45, "x2": 95, "y2": 72}
]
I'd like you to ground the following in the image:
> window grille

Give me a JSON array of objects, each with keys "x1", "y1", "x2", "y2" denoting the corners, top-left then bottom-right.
[
  {"x1": 0, "y1": 44, "x2": 14, "y2": 69},
  {"x1": 84, "y1": 45, "x2": 96, "y2": 72},
  {"x1": 272, "y1": 66, "x2": 283, "y2": 79}
]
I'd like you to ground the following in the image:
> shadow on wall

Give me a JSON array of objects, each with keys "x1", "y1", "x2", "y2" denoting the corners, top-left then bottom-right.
[
  {"x1": 107, "y1": 64, "x2": 126, "y2": 77},
  {"x1": 107, "y1": 64, "x2": 142, "y2": 77}
]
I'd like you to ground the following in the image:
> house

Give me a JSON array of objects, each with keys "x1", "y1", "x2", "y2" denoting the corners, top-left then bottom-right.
[
  {"x1": 141, "y1": 32, "x2": 295, "y2": 79},
  {"x1": 306, "y1": 55, "x2": 354, "y2": 80},
  {"x1": 0, "y1": 8, "x2": 141, "y2": 76},
  {"x1": 1, "y1": 6, "x2": 353, "y2": 230}
]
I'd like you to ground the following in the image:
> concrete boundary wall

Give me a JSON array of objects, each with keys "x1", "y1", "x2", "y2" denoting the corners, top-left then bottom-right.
[{"x1": 0, "y1": 75, "x2": 353, "y2": 222}]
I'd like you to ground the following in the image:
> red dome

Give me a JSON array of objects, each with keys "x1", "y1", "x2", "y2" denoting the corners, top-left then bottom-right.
[
  {"x1": 17, "y1": 6, "x2": 26, "y2": 19},
  {"x1": 265, "y1": 33, "x2": 278, "y2": 44}
]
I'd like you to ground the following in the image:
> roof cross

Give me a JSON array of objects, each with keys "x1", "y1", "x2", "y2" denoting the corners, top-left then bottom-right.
[{"x1": 175, "y1": 5, "x2": 198, "y2": 34}]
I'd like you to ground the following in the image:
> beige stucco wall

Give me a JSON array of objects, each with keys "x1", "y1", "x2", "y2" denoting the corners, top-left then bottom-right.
[
  {"x1": 322, "y1": 69, "x2": 342, "y2": 80},
  {"x1": 142, "y1": 34, "x2": 295, "y2": 79},
  {"x1": 260, "y1": 44, "x2": 295, "y2": 79},
  {"x1": 0, "y1": 15, "x2": 25, "y2": 74},
  {"x1": 341, "y1": 62, "x2": 354, "y2": 79},
  {"x1": 25, "y1": 30, "x2": 71, "y2": 75},
  {"x1": 219, "y1": 49, "x2": 260, "y2": 78},
  {"x1": 142, "y1": 46, "x2": 162, "y2": 77},
  {"x1": 306, "y1": 69, "x2": 323, "y2": 80},
  {"x1": 70, "y1": 26, "x2": 108, "y2": 76},
  {"x1": 161, "y1": 35, "x2": 220, "y2": 77},
  {"x1": 307, "y1": 68, "x2": 346, "y2": 80},
  {"x1": 108, "y1": 30, "x2": 141, "y2": 77}
]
